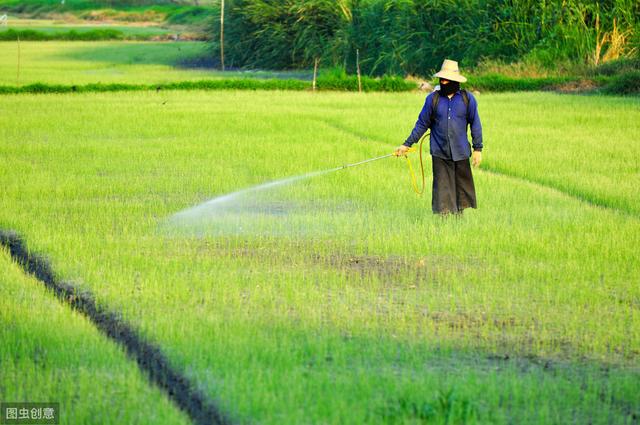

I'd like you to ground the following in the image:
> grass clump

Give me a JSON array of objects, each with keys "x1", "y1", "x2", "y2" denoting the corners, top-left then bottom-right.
[
  {"x1": 0, "y1": 77, "x2": 414, "y2": 94},
  {"x1": 591, "y1": 57, "x2": 640, "y2": 76},
  {"x1": 466, "y1": 74, "x2": 577, "y2": 92},
  {"x1": 602, "y1": 70, "x2": 640, "y2": 95},
  {"x1": 0, "y1": 28, "x2": 125, "y2": 41},
  {"x1": 317, "y1": 75, "x2": 415, "y2": 92}
]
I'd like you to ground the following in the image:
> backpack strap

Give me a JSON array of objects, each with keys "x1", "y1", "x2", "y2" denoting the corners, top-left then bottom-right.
[
  {"x1": 430, "y1": 89, "x2": 470, "y2": 128},
  {"x1": 430, "y1": 91, "x2": 440, "y2": 128},
  {"x1": 461, "y1": 89, "x2": 469, "y2": 108}
]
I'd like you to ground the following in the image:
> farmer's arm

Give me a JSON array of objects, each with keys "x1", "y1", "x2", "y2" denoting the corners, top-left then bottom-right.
[
  {"x1": 395, "y1": 95, "x2": 432, "y2": 156},
  {"x1": 467, "y1": 93, "x2": 483, "y2": 152},
  {"x1": 403, "y1": 95, "x2": 433, "y2": 147}
]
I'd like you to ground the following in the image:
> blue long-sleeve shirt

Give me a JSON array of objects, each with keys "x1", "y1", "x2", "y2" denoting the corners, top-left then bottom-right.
[{"x1": 403, "y1": 90, "x2": 483, "y2": 161}]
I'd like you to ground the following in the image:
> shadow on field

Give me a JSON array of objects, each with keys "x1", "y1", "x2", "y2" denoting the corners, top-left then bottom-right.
[
  {"x1": 59, "y1": 41, "x2": 207, "y2": 67},
  {"x1": 58, "y1": 42, "x2": 316, "y2": 79}
]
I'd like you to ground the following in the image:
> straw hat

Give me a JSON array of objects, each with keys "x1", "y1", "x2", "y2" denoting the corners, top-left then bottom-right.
[{"x1": 433, "y1": 59, "x2": 467, "y2": 83}]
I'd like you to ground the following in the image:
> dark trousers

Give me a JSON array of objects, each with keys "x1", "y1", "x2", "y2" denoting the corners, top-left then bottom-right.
[{"x1": 431, "y1": 156, "x2": 477, "y2": 214}]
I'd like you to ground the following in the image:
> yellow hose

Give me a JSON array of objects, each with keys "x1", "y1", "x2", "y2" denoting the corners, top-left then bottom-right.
[{"x1": 402, "y1": 131, "x2": 428, "y2": 195}]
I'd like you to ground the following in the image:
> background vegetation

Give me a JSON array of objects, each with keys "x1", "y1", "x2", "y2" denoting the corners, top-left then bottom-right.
[
  {"x1": 213, "y1": 0, "x2": 639, "y2": 78},
  {"x1": 2, "y1": 0, "x2": 639, "y2": 93},
  {"x1": 0, "y1": 0, "x2": 213, "y2": 27}
]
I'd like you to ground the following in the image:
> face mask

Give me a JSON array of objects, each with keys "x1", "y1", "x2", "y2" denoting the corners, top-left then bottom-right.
[{"x1": 439, "y1": 80, "x2": 460, "y2": 96}]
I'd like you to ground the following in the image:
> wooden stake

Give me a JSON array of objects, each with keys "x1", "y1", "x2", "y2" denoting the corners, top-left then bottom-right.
[
  {"x1": 356, "y1": 48, "x2": 362, "y2": 93},
  {"x1": 312, "y1": 57, "x2": 319, "y2": 92},
  {"x1": 16, "y1": 34, "x2": 20, "y2": 86},
  {"x1": 220, "y1": 0, "x2": 225, "y2": 71}
]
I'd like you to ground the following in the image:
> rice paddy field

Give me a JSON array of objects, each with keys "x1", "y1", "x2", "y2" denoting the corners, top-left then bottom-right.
[
  {"x1": 0, "y1": 41, "x2": 313, "y2": 86},
  {"x1": 1, "y1": 41, "x2": 640, "y2": 424},
  {"x1": 0, "y1": 18, "x2": 174, "y2": 37},
  {"x1": 0, "y1": 40, "x2": 216, "y2": 85}
]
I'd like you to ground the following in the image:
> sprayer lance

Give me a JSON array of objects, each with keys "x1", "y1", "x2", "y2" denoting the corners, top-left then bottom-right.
[
  {"x1": 336, "y1": 153, "x2": 393, "y2": 170},
  {"x1": 336, "y1": 147, "x2": 416, "y2": 171}
]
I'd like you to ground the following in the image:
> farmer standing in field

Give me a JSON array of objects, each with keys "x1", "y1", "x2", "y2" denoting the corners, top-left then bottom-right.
[{"x1": 395, "y1": 59, "x2": 483, "y2": 215}]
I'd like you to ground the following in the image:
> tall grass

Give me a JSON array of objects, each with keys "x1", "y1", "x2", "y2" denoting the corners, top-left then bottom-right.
[
  {"x1": 212, "y1": 0, "x2": 639, "y2": 77},
  {"x1": 0, "y1": 28, "x2": 127, "y2": 41}
]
